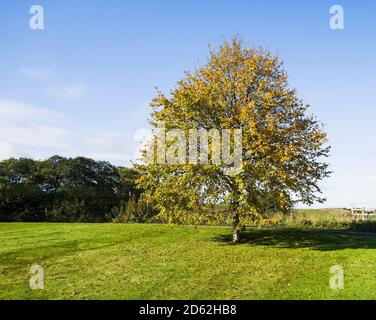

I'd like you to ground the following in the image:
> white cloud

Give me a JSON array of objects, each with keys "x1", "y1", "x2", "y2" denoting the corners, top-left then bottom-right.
[
  {"x1": 0, "y1": 100, "x2": 70, "y2": 160},
  {"x1": 46, "y1": 83, "x2": 87, "y2": 100},
  {"x1": 80, "y1": 131, "x2": 137, "y2": 166},
  {"x1": 20, "y1": 67, "x2": 54, "y2": 80},
  {"x1": 82, "y1": 137, "x2": 115, "y2": 149},
  {"x1": 20, "y1": 66, "x2": 87, "y2": 100},
  {"x1": 0, "y1": 99, "x2": 61, "y2": 123},
  {"x1": 0, "y1": 140, "x2": 17, "y2": 160},
  {"x1": 83, "y1": 152, "x2": 133, "y2": 164},
  {"x1": 0, "y1": 100, "x2": 148, "y2": 167},
  {"x1": 0, "y1": 99, "x2": 138, "y2": 165},
  {"x1": 366, "y1": 175, "x2": 376, "y2": 184}
]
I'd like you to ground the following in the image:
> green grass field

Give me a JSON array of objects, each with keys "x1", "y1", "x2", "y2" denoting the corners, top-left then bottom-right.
[{"x1": 1, "y1": 223, "x2": 376, "y2": 300}]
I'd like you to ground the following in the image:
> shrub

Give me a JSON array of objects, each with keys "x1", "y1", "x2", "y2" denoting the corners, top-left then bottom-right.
[{"x1": 114, "y1": 198, "x2": 158, "y2": 223}]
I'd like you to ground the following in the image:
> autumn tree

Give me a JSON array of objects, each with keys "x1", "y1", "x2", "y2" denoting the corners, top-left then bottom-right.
[{"x1": 137, "y1": 39, "x2": 330, "y2": 242}]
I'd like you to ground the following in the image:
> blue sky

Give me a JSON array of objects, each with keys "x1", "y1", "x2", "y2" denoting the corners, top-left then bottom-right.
[{"x1": 0, "y1": 0, "x2": 376, "y2": 208}]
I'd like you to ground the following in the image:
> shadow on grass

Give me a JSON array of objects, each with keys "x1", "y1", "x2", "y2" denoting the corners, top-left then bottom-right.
[
  {"x1": 0, "y1": 237, "x2": 125, "y2": 271},
  {"x1": 214, "y1": 228, "x2": 376, "y2": 251}
]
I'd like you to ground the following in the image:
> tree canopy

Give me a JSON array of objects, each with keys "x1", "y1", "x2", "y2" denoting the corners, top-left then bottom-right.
[
  {"x1": 137, "y1": 39, "x2": 331, "y2": 242},
  {"x1": 0, "y1": 156, "x2": 140, "y2": 222}
]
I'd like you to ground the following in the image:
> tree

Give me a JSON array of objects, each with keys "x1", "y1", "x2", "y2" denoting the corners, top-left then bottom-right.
[
  {"x1": 0, "y1": 156, "x2": 141, "y2": 222},
  {"x1": 47, "y1": 156, "x2": 122, "y2": 221},
  {"x1": 137, "y1": 39, "x2": 331, "y2": 242},
  {"x1": 0, "y1": 158, "x2": 46, "y2": 221},
  {"x1": 117, "y1": 167, "x2": 142, "y2": 200}
]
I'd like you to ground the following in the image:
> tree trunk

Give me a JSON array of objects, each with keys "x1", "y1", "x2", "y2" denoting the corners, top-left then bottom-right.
[
  {"x1": 232, "y1": 212, "x2": 240, "y2": 243},
  {"x1": 230, "y1": 182, "x2": 241, "y2": 243}
]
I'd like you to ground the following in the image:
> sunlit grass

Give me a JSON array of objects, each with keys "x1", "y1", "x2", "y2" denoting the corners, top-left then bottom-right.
[{"x1": 0, "y1": 223, "x2": 375, "y2": 300}]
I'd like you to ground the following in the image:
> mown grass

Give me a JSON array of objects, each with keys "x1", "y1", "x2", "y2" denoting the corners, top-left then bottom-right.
[{"x1": 0, "y1": 223, "x2": 376, "y2": 300}]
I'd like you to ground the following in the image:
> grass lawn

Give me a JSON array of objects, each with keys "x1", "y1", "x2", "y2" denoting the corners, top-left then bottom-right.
[{"x1": 0, "y1": 223, "x2": 376, "y2": 300}]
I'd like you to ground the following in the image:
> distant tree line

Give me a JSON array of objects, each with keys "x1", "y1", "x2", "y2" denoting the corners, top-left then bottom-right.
[{"x1": 0, "y1": 156, "x2": 142, "y2": 222}]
